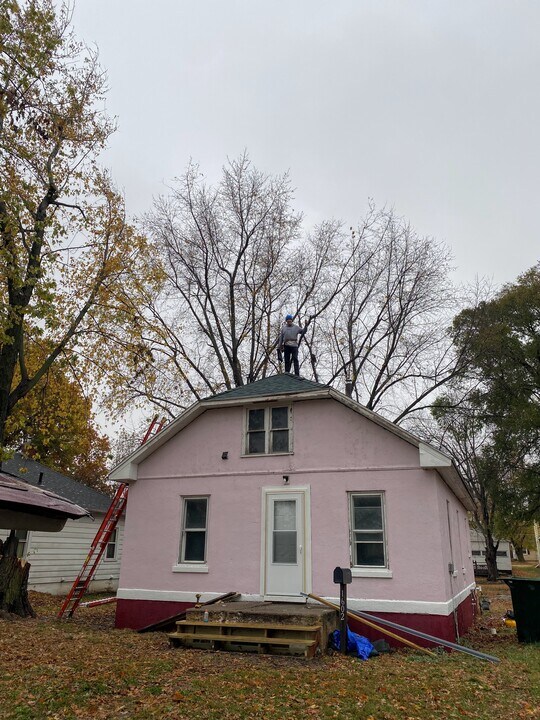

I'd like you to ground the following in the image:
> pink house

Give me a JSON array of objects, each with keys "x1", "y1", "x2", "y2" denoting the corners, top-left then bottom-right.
[{"x1": 110, "y1": 375, "x2": 476, "y2": 642}]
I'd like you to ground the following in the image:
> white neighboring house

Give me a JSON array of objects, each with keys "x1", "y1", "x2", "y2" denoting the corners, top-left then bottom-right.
[
  {"x1": 0, "y1": 454, "x2": 124, "y2": 595},
  {"x1": 469, "y1": 528, "x2": 512, "y2": 574}
]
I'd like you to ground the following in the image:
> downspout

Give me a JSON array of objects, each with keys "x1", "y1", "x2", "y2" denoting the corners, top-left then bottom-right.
[{"x1": 446, "y1": 501, "x2": 460, "y2": 643}]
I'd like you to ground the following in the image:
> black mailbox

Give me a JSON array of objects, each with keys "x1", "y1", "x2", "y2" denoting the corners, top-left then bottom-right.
[{"x1": 333, "y1": 567, "x2": 352, "y2": 585}]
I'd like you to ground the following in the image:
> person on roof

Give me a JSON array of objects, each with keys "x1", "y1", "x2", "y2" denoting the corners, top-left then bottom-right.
[{"x1": 278, "y1": 314, "x2": 307, "y2": 376}]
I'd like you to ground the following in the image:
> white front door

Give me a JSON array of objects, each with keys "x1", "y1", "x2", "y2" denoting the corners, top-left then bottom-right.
[{"x1": 262, "y1": 488, "x2": 310, "y2": 601}]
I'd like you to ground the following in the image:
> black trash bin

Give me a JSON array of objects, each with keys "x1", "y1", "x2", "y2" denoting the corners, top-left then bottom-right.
[{"x1": 503, "y1": 578, "x2": 540, "y2": 643}]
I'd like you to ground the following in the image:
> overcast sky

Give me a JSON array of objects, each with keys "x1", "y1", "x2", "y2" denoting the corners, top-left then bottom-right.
[{"x1": 73, "y1": 0, "x2": 539, "y2": 288}]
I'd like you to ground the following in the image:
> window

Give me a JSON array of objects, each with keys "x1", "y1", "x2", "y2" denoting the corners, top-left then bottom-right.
[
  {"x1": 350, "y1": 494, "x2": 387, "y2": 567},
  {"x1": 245, "y1": 406, "x2": 291, "y2": 455},
  {"x1": 105, "y1": 529, "x2": 117, "y2": 560},
  {"x1": 471, "y1": 550, "x2": 482, "y2": 557},
  {"x1": 3, "y1": 530, "x2": 28, "y2": 559},
  {"x1": 496, "y1": 550, "x2": 508, "y2": 557},
  {"x1": 180, "y1": 497, "x2": 208, "y2": 563}
]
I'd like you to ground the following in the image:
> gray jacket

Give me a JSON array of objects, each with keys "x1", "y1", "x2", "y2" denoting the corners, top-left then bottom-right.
[{"x1": 279, "y1": 323, "x2": 306, "y2": 348}]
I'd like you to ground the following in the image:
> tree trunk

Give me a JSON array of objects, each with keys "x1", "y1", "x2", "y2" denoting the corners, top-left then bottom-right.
[
  {"x1": 484, "y1": 536, "x2": 499, "y2": 582},
  {"x1": 0, "y1": 555, "x2": 35, "y2": 617},
  {"x1": 514, "y1": 546, "x2": 525, "y2": 562},
  {"x1": 0, "y1": 337, "x2": 18, "y2": 450}
]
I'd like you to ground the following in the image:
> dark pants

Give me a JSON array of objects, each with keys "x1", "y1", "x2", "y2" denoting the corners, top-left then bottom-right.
[{"x1": 284, "y1": 345, "x2": 299, "y2": 375}]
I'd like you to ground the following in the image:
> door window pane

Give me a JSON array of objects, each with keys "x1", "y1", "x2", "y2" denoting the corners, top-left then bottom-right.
[
  {"x1": 272, "y1": 500, "x2": 297, "y2": 563},
  {"x1": 273, "y1": 531, "x2": 297, "y2": 563},
  {"x1": 274, "y1": 500, "x2": 296, "y2": 531}
]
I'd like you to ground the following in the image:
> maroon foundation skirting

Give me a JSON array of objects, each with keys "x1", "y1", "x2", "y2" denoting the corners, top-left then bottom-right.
[
  {"x1": 115, "y1": 599, "x2": 192, "y2": 630},
  {"x1": 116, "y1": 592, "x2": 475, "y2": 646},
  {"x1": 348, "y1": 592, "x2": 475, "y2": 647}
]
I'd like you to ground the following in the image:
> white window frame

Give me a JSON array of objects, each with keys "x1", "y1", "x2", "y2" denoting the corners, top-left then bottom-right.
[
  {"x1": 349, "y1": 492, "x2": 392, "y2": 578},
  {"x1": 243, "y1": 405, "x2": 293, "y2": 456},
  {"x1": 8, "y1": 529, "x2": 29, "y2": 560},
  {"x1": 104, "y1": 528, "x2": 118, "y2": 561},
  {"x1": 174, "y1": 496, "x2": 209, "y2": 573}
]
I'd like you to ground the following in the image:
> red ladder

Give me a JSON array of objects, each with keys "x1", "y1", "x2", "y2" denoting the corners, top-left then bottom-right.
[{"x1": 58, "y1": 415, "x2": 166, "y2": 618}]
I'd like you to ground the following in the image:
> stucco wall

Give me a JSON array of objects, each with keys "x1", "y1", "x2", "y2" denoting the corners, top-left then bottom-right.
[
  {"x1": 118, "y1": 398, "x2": 473, "y2": 612},
  {"x1": 434, "y1": 481, "x2": 475, "y2": 602}
]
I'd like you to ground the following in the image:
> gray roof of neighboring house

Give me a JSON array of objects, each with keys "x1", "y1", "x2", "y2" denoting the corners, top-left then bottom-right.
[
  {"x1": 1, "y1": 454, "x2": 112, "y2": 514},
  {"x1": 205, "y1": 374, "x2": 329, "y2": 402}
]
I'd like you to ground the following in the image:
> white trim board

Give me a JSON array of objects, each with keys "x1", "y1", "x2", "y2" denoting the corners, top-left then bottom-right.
[{"x1": 117, "y1": 583, "x2": 476, "y2": 616}]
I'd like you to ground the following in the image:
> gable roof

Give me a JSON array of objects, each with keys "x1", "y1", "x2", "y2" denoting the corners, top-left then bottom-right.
[
  {"x1": 1, "y1": 454, "x2": 112, "y2": 514},
  {"x1": 109, "y1": 374, "x2": 474, "y2": 511}
]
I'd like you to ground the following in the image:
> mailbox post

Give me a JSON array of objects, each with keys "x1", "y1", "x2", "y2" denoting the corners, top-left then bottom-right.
[{"x1": 333, "y1": 566, "x2": 352, "y2": 654}]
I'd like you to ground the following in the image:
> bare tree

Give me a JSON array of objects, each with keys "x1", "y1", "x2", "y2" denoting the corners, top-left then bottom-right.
[
  {"x1": 125, "y1": 154, "x2": 360, "y2": 412},
  {"x1": 307, "y1": 208, "x2": 466, "y2": 421},
  {"x1": 423, "y1": 397, "x2": 507, "y2": 581},
  {"x1": 110, "y1": 159, "x2": 466, "y2": 427}
]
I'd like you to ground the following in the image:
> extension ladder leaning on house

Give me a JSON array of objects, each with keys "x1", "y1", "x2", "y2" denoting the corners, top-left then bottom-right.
[{"x1": 57, "y1": 416, "x2": 166, "y2": 618}]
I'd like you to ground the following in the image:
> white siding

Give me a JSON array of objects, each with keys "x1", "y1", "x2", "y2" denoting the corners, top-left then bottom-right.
[
  {"x1": 469, "y1": 529, "x2": 512, "y2": 572},
  {"x1": 1, "y1": 514, "x2": 124, "y2": 595}
]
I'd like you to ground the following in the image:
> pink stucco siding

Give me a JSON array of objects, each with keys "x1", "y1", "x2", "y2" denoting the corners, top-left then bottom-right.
[{"x1": 116, "y1": 397, "x2": 475, "y2": 635}]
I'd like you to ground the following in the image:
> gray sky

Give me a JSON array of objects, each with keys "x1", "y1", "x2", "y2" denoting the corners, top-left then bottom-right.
[{"x1": 74, "y1": 0, "x2": 539, "y2": 287}]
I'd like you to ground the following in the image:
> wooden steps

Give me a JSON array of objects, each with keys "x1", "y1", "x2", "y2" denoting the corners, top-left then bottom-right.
[{"x1": 168, "y1": 619, "x2": 322, "y2": 658}]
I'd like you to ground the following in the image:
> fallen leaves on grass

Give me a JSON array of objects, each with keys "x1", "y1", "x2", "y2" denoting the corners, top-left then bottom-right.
[{"x1": 0, "y1": 589, "x2": 538, "y2": 720}]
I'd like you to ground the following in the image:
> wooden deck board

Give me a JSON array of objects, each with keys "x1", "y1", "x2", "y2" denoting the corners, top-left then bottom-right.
[
  {"x1": 175, "y1": 620, "x2": 322, "y2": 632},
  {"x1": 169, "y1": 632, "x2": 317, "y2": 646}
]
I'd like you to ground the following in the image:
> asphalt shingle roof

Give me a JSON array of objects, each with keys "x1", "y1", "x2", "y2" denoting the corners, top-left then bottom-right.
[
  {"x1": 0, "y1": 472, "x2": 90, "y2": 519},
  {"x1": 205, "y1": 373, "x2": 329, "y2": 403},
  {"x1": 1, "y1": 454, "x2": 112, "y2": 514}
]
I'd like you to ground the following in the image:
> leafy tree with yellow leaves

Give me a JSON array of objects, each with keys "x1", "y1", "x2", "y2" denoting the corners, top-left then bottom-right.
[
  {"x1": 0, "y1": 1, "x2": 157, "y2": 455},
  {"x1": 0, "y1": 0, "x2": 161, "y2": 617},
  {"x1": 4, "y1": 344, "x2": 112, "y2": 492}
]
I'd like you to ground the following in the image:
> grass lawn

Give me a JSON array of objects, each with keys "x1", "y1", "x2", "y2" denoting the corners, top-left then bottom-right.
[{"x1": 0, "y1": 565, "x2": 538, "y2": 720}]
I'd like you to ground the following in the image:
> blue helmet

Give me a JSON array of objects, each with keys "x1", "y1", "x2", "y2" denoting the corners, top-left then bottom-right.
[{"x1": 285, "y1": 314, "x2": 293, "y2": 321}]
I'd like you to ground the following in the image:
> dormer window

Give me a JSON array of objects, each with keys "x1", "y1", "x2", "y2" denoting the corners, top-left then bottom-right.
[{"x1": 245, "y1": 406, "x2": 292, "y2": 455}]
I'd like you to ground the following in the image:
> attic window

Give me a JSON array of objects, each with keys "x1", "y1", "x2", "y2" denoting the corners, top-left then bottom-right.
[{"x1": 245, "y1": 406, "x2": 291, "y2": 455}]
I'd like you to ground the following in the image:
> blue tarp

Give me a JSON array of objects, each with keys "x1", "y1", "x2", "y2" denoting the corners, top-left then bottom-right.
[{"x1": 331, "y1": 627, "x2": 374, "y2": 660}]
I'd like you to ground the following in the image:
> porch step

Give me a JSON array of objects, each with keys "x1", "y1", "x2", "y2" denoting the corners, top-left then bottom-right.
[{"x1": 168, "y1": 619, "x2": 322, "y2": 658}]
